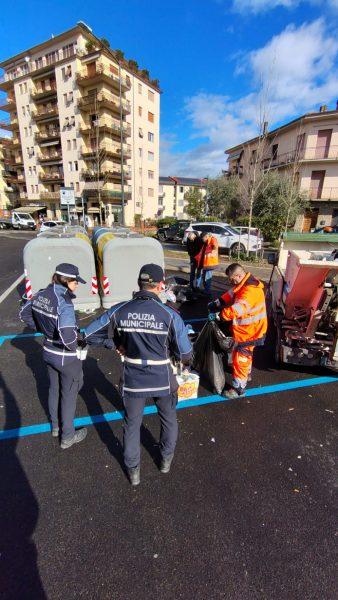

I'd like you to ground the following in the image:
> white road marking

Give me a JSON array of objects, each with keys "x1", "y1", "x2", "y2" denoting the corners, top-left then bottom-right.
[{"x1": 0, "y1": 274, "x2": 25, "y2": 305}]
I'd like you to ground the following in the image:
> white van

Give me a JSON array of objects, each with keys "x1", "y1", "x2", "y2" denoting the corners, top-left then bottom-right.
[
  {"x1": 11, "y1": 212, "x2": 36, "y2": 230},
  {"x1": 183, "y1": 222, "x2": 262, "y2": 254}
]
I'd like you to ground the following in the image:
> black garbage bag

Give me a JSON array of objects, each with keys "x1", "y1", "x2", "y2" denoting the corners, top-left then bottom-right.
[{"x1": 193, "y1": 321, "x2": 234, "y2": 394}]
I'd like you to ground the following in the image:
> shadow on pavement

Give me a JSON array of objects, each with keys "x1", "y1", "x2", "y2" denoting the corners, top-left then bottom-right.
[
  {"x1": 0, "y1": 373, "x2": 46, "y2": 599},
  {"x1": 10, "y1": 335, "x2": 49, "y2": 420}
]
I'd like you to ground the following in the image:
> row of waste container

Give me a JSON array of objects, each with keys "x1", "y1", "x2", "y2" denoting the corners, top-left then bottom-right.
[{"x1": 23, "y1": 226, "x2": 164, "y2": 311}]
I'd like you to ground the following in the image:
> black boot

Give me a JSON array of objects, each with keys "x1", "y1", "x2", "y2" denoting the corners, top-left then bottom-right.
[
  {"x1": 160, "y1": 454, "x2": 174, "y2": 474},
  {"x1": 223, "y1": 387, "x2": 246, "y2": 399},
  {"x1": 127, "y1": 465, "x2": 140, "y2": 486}
]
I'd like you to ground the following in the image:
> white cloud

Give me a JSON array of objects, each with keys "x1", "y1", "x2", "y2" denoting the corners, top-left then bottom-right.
[
  {"x1": 232, "y1": 0, "x2": 300, "y2": 13},
  {"x1": 161, "y1": 19, "x2": 338, "y2": 177}
]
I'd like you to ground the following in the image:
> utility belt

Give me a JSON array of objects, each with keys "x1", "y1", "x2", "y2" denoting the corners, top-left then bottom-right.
[
  {"x1": 43, "y1": 338, "x2": 77, "y2": 357},
  {"x1": 124, "y1": 357, "x2": 170, "y2": 366}
]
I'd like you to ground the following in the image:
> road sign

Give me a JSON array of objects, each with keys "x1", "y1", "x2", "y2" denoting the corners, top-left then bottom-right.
[{"x1": 60, "y1": 188, "x2": 75, "y2": 207}]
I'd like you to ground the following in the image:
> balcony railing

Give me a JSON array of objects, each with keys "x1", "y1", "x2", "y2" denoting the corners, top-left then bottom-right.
[
  {"x1": 262, "y1": 145, "x2": 338, "y2": 170},
  {"x1": 39, "y1": 191, "x2": 61, "y2": 200},
  {"x1": 31, "y1": 83, "x2": 57, "y2": 101},
  {"x1": 31, "y1": 105, "x2": 59, "y2": 120},
  {"x1": 39, "y1": 172, "x2": 64, "y2": 182},
  {"x1": 81, "y1": 142, "x2": 131, "y2": 158},
  {"x1": 81, "y1": 167, "x2": 131, "y2": 180},
  {"x1": 78, "y1": 118, "x2": 131, "y2": 136},
  {"x1": 78, "y1": 93, "x2": 131, "y2": 114},
  {"x1": 305, "y1": 187, "x2": 338, "y2": 200},
  {"x1": 37, "y1": 151, "x2": 62, "y2": 162},
  {"x1": 76, "y1": 63, "x2": 130, "y2": 90},
  {"x1": 0, "y1": 96, "x2": 16, "y2": 111},
  {"x1": 35, "y1": 130, "x2": 60, "y2": 143}
]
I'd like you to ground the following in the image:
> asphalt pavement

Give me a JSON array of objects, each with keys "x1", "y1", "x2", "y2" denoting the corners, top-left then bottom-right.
[{"x1": 0, "y1": 230, "x2": 337, "y2": 600}]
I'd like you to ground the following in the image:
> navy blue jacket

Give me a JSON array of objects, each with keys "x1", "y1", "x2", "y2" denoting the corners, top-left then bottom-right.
[
  {"x1": 20, "y1": 283, "x2": 79, "y2": 365},
  {"x1": 84, "y1": 290, "x2": 193, "y2": 398}
]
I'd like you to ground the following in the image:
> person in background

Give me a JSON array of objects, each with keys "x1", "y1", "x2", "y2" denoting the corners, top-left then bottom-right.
[
  {"x1": 208, "y1": 263, "x2": 267, "y2": 398},
  {"x1": 19, "y1": 263, "x2": 88, "y2": 448},
  {"x1": 84, "y1": 264, "x2": 192, "y2": 486},
  {"x1": 186, "y1": 231, "x2": 203, "y2": 289},
  {"x1": 195, "y1": 231, "x2": 219, "y2": 295}
]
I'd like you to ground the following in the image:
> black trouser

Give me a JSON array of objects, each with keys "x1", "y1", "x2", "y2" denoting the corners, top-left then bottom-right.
[
  {"x1": 123, "y1": 393, "x2": 178, "y2": 468},
  {"x1": 46, "y1": 358, "x2": 83, "y2": 441}
]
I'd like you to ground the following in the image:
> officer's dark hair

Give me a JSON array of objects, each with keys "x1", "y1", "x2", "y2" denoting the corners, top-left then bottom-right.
[
  {"x1": 225, "y1": 263, "x2": 246, "y2": 277},
  {"x1": 52, "y1": 273, "x2": 76, "y2": 287}
]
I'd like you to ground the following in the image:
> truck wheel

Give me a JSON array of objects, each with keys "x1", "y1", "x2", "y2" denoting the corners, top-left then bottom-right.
[
  {"x1": 230, "y1": 242, "x2": 245, "y2": 255},
  {"x1": 158, "y1": 232, "x2": 166, "y2": 242}
]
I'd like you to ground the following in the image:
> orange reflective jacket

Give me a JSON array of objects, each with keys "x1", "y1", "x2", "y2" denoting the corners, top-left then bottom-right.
[
  {"x1": 195, "y1": 235, "x2": 219, "y2": 269},
  {"x1": 220, "y1": 272, "x2": 267, "y2": 345}
]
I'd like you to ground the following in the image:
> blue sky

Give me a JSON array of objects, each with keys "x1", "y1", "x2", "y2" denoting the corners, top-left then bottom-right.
[{"x1": 1, "y1": 0, "x2": 338, "y2": 176}]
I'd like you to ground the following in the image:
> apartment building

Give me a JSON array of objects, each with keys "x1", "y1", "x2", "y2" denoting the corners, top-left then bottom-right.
[
  {"x1": 0, "y1": 137, "x2": 18, "y2": 213},
  {"x1": 158, "y1": 176, "x2": 207, "y2": 218},
  {"x1": 0, "y1": 23, "x2": 160, "y2": 225},
  {"x1": 225, "y1": 107, "x2": 338, "y2": 231}
]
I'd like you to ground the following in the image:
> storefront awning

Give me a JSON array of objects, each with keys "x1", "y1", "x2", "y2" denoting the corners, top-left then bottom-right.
[
  {"x1": 15, "y1": 205, "x2": 46, "y2": 213},
  {"x1": 87, "y1": 207, "x2": 101, "y2": 213}
]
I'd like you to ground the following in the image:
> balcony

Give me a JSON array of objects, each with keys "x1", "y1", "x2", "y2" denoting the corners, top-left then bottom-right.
[
  {"x1": 20, "y1": 192, "x2": 28, "y2": 200},
  {"x1": 80, "y1": 166, "x2": 131, "y2": 181},
  {"x1": 78, "y1": 118, "x2": 131, "y2": 137},
  {"x1": 39, "y1": 191, "x2": 61, "y2": 201},
  {"x1": 35, "y1": 130, "x2": 61, "y2": 144},
  {"x1": 301, "y1": 146, "x2": 338, "y2": 161},
  {"x1": 306, "y1": 187, "x2": 338, "y2": 201},
  {"x1": 78, "y1": 93, "x2": 131, "y2": 115},
  {"x1": 82, "y1": 182, "x2": 132, "y2": 201},
  {"x1": 0, "y1": 96, "x2": 16, "y2": 112},
  {"x1": 262, "y1": 145, "x2": 338, "y2": 170},
  {"x1": 81, "y1": 142, "x2": 131, "y2": 160},
  {"x1": 76, "y1": 63, "x2": 130, "y2": 91},
  {"x1": 31, "y1": 105, "x2": 59, "y2": 122},
  {"x1": 37, "y1": 150, "x2": 62, "y2": 163},
  {"x1": 31, "y1": 83, "x2": 57, "y2": 102},
  {"x1": 39, "y1": 171, "x2": 64, "y2": 183},
  {"x1": 0, "y1": 116, "x2": 19, "y2": 130}
]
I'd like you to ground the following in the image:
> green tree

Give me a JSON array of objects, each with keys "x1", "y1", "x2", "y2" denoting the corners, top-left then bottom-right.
[
  {"x1": 253, "y1": 171, "x2": 309, "y2": 242},
  {"x1": 206, "y1": 175, "x2": 241, "y2": 221},
  {"x1": 128, "y1": 59, "x2": 139, "y2": 72},
  {"x1": 185, "y1": 187, "x2": 206, "y2": 220},
  {"x1": 100, "y1": 37, "x2": 110, "y2": 48},
  {"x1": 115, "y1": 49, "x2": 125, "y2": 61}
]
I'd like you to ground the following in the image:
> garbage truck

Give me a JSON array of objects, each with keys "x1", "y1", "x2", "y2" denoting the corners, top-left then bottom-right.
[{"x1": 269, "y1": 232, "x2": 338, "y2": 370}]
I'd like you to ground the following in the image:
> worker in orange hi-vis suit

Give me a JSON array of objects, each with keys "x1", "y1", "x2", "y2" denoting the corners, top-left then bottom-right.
[
  {"x1": 208, "y1": 263, "x2": 267, "y2": 399},
  {"x1": 195, "y1": 232, "x2": 219, "y2": 295}
]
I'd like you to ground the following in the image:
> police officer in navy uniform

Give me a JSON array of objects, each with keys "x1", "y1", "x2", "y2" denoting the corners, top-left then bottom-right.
[
  {"x1": 84, "y1": 264, "x2": 192, "y2": 486},
  {"x1": 20, "y1": 263, "x2": 87, "y2": 449}
]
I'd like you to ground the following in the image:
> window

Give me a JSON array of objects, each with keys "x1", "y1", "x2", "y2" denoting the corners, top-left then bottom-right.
[
  {"x1": 136, "y1": 201, "x2": 141, "y2": 207},
  {"x1": 35, "y1": 57, "x2": 43, "y2": 69},
  {"x1": 148, "y1": 170, "x2": 154, "y2": 179},
  {"x1": 26, "y1": 105, "x2": 30, "y2": 115},
  {"x1": 180, "y1": 186, "x2": 184, "y2": 193},
  {"x1": 63, "y1": 93, "x2": 68, "y2": 105},
  {"x1": 22, "y1": 106, "x2": 26, "y2": 116},
  {"x1": 272, "y1": 144, "x2": 278, "y2": 161},
  {"x1": 73, "y1": 139, "x2": 77, "y2": 150},
  {"x1": 213, "y1": 225, "x2": 227, "y2": 235},
  {"x1": 68, "y1": 91, "x2": 74, "y2": 103},
  {"x1": 28, "y1": 166, "x2": 32, "y2": 176},
  {"x1": 67, "y1": 140, "x2": 71, "y2": 150},
  {"x1": 30, "y1": 146, "x2": 34, "y2": 156},
  {"x1": 46, "y1": 50, "x2": 58, "y2": 65},
  {"x1": 148, "y1": 90, "x2": 154, "y2": 102},
  {"x1": 74, "y1": 161, "x2": 78, "y2": 171},
  {"x1": 138, "y1": 128, "x2": 143, "y2": 138},
  {"x1": 68, "y1": 161, "x2": 72, "y2": 172},
  {"x1": 24, "y1": 127, "x2": 28, "y2": 137},
  {"x1": 35, "y1": 185, "x2": 39, "y2": 193},
  {"x1": 138, "y1": 148, "x2": 143, "y2": 158},
  {"x1": 63, "y1": 44, "x2": 75, "y2": 59},
  {"x1": 29, "y1": 126, "x2": 32, "y2": 136},
  {"x1": 33, "y1": 166, "x2": 36, "y2": 175},
  {"x1": 75, "y1": 182, "x2": 80, "y2": 192},
  {"x1": 158, "y1": 197, "x2": 163, "y2": 206},
  {"x1": 148, "y1": 151, "x2": 154, "y2": 161},
  {"x1": 24, "y1": 82, "x2": 28, "y2": 93},
  {"x1": 31, "y1": 185, "x2": 34, "y2": 193},
  {"x1": 19, "y1": 84, "x2": 23, "y2": 94},
  {"x1": 70, "y1": 116, "x2": 75, "y2": 127},
  {"x1": 148, "y1": 188, "x2": 154, "y2": 197},
  {"x1": 138, "y1": 106, "x2": 142, "y2": 117},
  {"x1": 148, "y1": 132, "x2": 154, "y2": 142},
  {"x1": 148, "y1": 111, "x2": 154, "y2": 123},
  {"x1": 138, "y1": 83, "x2": 142, "y2": 94}
]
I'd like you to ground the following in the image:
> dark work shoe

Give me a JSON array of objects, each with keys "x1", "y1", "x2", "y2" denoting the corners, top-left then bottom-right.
[
  {"x1": 127, "y1": 466, "x2": 140, "y2": 486},
  {"x1": 223, "y1": 387, "x2": 246, "y2": 399},
  {"x1": 51, "y1": 427, "x2": 59, "y2": 438},
  {"x1": 160, "y1": 454, "x2": 174, "y2": 474},
  {"x1": 60, "y1": 428, "x2": 87, "y2": 449}
]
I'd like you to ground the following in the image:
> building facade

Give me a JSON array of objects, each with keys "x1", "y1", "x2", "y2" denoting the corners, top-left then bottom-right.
[
  {"x1": 158, "y1": 176, "x2": 207, "y2": 218},
  {"x1": 225, "y1": 108, "x2": 338, "y2": 231},
  {"x1": 0, "y1": 137, "x2": 18, "y2": 214},
  {"x1": 0, "y1": 23, "x2": 160, "y2": 225}
]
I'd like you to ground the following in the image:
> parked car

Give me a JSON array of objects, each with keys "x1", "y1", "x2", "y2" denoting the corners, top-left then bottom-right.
[
  {"x1": 39, "y1": 220, "x2": 65, "y2": 232},
  {"x1": 157, "y1": 220, "x2": 191, "y2": 242},
  {"x1": 233, "y1": 226, "x2": 264, "y2": 242},
  {"x1": 182, "y1": 222, "x2": 262, "y2": 254}
]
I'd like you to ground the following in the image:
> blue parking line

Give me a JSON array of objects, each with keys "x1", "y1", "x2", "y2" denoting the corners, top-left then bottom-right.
[
  {"x1": 0, "y1": 317, "x2": 208, "y2": 347},
  {"x1": 0, "y1": 375, "x2": 336, "y2": 441}
]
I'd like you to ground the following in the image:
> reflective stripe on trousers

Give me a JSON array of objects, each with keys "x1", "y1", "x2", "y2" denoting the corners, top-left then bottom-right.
[{"x1": 232, "y1": 345, "x2": 254, "y2": 390}]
